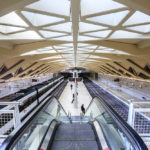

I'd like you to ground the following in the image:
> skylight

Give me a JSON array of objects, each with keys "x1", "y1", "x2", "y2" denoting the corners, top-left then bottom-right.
[
  {"x1": 44, "y1": 22, "x2": 72, "y2": 33},
  {"x1": 21, "y1": 49, "x2": 56, "y2": 56},
  {"x1": 78, "y1": 35, "x2": 99, "y2": 41},
  {"x1": 89, "y1": 55, "x2": 110, "y2": 59},
  {"x1": 127, "y1": 24, "x2": 150, "y2": 33},
  {"x1": 0, "y1": 25, "x2": 25, "y2": 34},
  {"x1": 57, "y1": 43, "x2": 73, "y2": 47},
  {"x1": 26, "y1": 0, "x2": 70, "y2": 16},
  {"x1": 0, "y1": 12, "x2": 28, "y2": 27},
  {"x1": 39, "y1": 30, "x2": 66, "y2": 38},
  {"x1": 124, "y1": 11, "x2": 150, "y2": 26},
  {"x1": 84, "y1": 30, "x2": 111, "y2": 38},
  {"x1": 22, "y1": 11, "x2": 64, "y2": 26},
  {"x1": 95, "y1": 49, "x2": 130, "y2": 55},
  {"x1": 87, "y1": 10, "x2": 129, "y2": 26},
  {"x1": 79, "y1": 22, "x2": 106, "y2": 32},
  {"x1": 81, "y1": 0, "x2": 126, "y2": 16},
  {"x1": 110, "y1": 30, "x2": 150, "y2": 39},
  {"x1": 52, "y1": 36, "x2": 73, "y2": 41},
  {"x1": 40, "y1": 56, "x2": 62, "y2": 60},
  {"x1": 0, "y1": 30, "x2": 42, "y2": 39},
  {"x1": 1, "y1": 0, "x2": 150, "y2": 69}
]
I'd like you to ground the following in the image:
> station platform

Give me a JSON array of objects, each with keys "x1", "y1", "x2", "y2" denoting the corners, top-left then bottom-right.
[{"x1": 59, "y1": 81, "x2": 92, "y2": 116}]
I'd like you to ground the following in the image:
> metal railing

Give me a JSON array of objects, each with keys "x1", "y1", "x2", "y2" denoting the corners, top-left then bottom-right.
[
  {"x1": 0, "y1": 97, "x2": 70, "y2": 150},
  {"x1": 0, "y1": 78, "x2": 64, "y2": 145},
  {"x1": 128, "y1": 100, "x2": 150, "y2": 138}
]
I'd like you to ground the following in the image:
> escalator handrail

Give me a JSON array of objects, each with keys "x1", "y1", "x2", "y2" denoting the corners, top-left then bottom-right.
[
  {"x1": 37, "y1": 119, "x2": 58, "y2": 150},
  {"x1": 84, "y1": 96, "x2": 148, "y2": 150},
  {"x1": 53, "y1": 96, "x2": 70, "y2": 120},
  {"x1": 0, "y1": 96, "x2": 70, "y2": 150}
]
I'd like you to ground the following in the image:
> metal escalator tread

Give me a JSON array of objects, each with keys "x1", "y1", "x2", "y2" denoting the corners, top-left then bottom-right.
[{"x1": 50, "y1": 123, "x2": 99, "y2": 150}]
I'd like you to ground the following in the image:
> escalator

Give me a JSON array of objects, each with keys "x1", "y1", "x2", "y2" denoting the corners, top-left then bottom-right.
[
  {"x1": 0, "y1": 96, "x2": 148, "y2": 150},
  {"x1": 51, "y1": 123, "x2": 99, "y2": 150}
]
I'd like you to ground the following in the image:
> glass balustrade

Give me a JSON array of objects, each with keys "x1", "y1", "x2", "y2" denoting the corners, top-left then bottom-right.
[
  {"x1": 12, "y1": 97, "x2": 70, "y2": 150},
  {"x1": 84, "y1": 97, "x2": 135, "y2": 150}
]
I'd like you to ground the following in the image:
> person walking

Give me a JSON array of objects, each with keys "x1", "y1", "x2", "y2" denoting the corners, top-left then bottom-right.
[
  {"x1": 81, "y1": 104, "x2": 85, "y2": 114},
  {"x1": 70, "y1": 84, "x2": 73, "y2": 90},
  {"x1": 71, "y1": 93, "x2": 75, "y2": 103}
]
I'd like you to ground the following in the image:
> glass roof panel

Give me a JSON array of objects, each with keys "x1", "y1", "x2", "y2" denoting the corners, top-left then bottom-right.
[
  {"x1": 77, "y1": 49, "x2": 93, "y2": 53},
  {"x1": 0, "y1": 25, "x2": 25, "y2": 34},
  {"x1": 54, "y1": 46, "x2": 70, "y2": 50},
  {"x1": 110, "y1": 30, "x2": 150, "y2": 39},
  {"x1": 60, "y1": 48, "x2": 74, "y2": 50},
  {"x1": 127, "y1": 24, "x2": 150, "y2": 33},
  {"x1": 0, "y1": 12, "x2": 28, "y2": 27},
  {"x1": 40, "y1": 56, "x2": 62, "y2": 60},
  {"x1": 57, "y1": 43, "x2": 73, "y2": 47},
  {"x1": 97, "y1": 46, "x2": 108, "y2": 50},
  {"x1": 22, "y1": 11, "x2": 64, "y2": 26},
  {"x1": 95, "y1": 49, "x2": 129, "y2": 55},
  {"x1": 78, "y1": 35, "x2": 99, "y2": 41},
  {"x1": 79, "y1": 22, "x2": 106, "y2": 32},
  {"x1": 59, "y1": 49, "x2": 74, "y2": 52},
  {"x1": 26, "y1": 0, "x2": 70, "y2": 16},
  {"x1": 113, "y1": 50, "x2": 130, "y2": 55},
  {"x1": 87, "y1": 10, "x2": 129, "y2": 26},
  {"x1": 84, "y1": 30, "x2": 111, "y2": 38},
  {"x1": 95, "y1": 49, "x2": 113, "y2": 53},
  {"x1": 38, "y1": 47, "x2": 53, "y2": 50},
  {"x1": 81, "y1": 0, "x2": 126, "y2": 16},
  {"x1": 77, "y1": 48, "x2": 94, "y2": 51},
  {"x1": 57, "y1": 50, "x2": 73, "y2": 53},
  {"x1": 44, "y1": 22, "x2": 72, "y2": 32},
  {"x1": 47, "y1": 60, "x2": 64, "y2": 63},
  {"x1": 89, "y1": 55, "x2": 110, "y2": 59},
  {"x1": 62, "y1": 53, "x2": 74, "y2": 56},
  {"x1": 77, "y1": 43, "x2": 91, "y2": 47},
  {"x1": 39, "y1": 30, "x2": 66, "y2": 38},
  {"x1": 52, "y1": 36, "x2": 73, "y2": 41},
  {"x1": 81, "y1": 45, "x2": 97, "y2": 49},
  {"x1": 0, "y1": 30, "x2": 42, "y2": 39},
  {"x1": 96, "y1": 48, "x2": 113, "y2": 51},
  {"x1": 21, "y1": 49, "x2": 56, "y2": 56},
  {"x1": 86, "y1": 59, "x2": 100, "y2": 62},
  {"x1": 124, "y1": 11, "x2": 150, "y2": 26}
]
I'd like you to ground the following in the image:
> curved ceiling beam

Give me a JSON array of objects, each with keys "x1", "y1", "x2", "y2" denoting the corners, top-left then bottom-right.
[
  {"x1": 82, "y1": 40, "x2": 150, "y2": 56},
  {"x1": 0, "y1": 0, "x2": 38, "y2": 17},
  {"x1": 114, "y1": 0, "x2": 150, "y2": 15}
]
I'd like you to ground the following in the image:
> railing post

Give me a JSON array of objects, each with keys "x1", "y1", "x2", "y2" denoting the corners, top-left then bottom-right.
[
  {"x1": 14, "y1": 104, "x2": 21, "y2": 128},
  {"x1": 128, "y1": 100, "x2": 134, "y2": 128}
]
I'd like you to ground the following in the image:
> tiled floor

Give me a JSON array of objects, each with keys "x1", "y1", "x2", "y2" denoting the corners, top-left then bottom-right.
[{"x1": 59, "y1": 81, "x2": 92, "y2": 116}]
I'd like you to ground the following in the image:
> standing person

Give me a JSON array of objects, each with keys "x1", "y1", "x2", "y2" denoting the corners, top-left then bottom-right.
[
  {"x1": 72, "y1": 93, "x2": 75, "y2": 103},
  {"x1": 81, "y1": 104, "x2": 85, "y2": 114},
  {"x1": 70, "y1": 84, "x2": 73, "y2": 90}
]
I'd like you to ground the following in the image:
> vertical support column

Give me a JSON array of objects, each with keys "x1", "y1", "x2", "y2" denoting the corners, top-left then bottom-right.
[
  {"x1": 14, "y1": 104, "x2": 21, "y2": 128},
  {"x1": 128, "y1": 100, "x2": 134, "y2": 128},
  {"x1": 74, "y1": 78, "x2": 77, "y2": 102}
]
